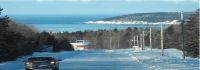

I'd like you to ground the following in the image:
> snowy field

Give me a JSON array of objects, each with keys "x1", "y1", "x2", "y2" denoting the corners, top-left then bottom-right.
[{"x1": 0, "y1": 49, "x2": 199, "y2": 70}]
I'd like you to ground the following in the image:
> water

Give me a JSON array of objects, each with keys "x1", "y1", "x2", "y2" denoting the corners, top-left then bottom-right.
[{"x1": 9, "y1": 15, "x2": 168, "y2": 32}]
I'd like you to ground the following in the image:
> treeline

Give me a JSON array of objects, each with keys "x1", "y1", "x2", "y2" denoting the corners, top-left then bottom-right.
[
  {"x1": 103, "y1": 12, "x2": 193, "y2": 22},
  {"x1": 52, "y1": 27, "x2": 142, "y2": 49},
  {"x1": 53, "y1": 9, "x2": 199, "y2": 58},
  {"x1": 0, "y1": 8, "x2": 73, "y2": 62},
  {"x1": 145, "y1": 9, "x2": 199, "y2": 58},
  {"x1": 53, "y1": 27, "x2": 159, "y2": 50},
  {"x1": 164, "y1": 9, "x2": 199, "y2": 58}
]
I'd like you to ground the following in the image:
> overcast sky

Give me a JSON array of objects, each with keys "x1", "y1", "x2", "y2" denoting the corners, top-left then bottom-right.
[{"x1": 0, "y1": 0, "x2": 199, "y2": 15}]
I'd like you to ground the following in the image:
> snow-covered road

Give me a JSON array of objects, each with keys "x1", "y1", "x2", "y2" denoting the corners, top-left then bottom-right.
[{"x1": 0, "y1": 49, "x2": 199, "y2": 70}]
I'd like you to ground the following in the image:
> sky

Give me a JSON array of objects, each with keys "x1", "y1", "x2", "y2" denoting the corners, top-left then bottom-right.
[{"x1": 0, "y1": 0, "x2": 199, "y2": 15}]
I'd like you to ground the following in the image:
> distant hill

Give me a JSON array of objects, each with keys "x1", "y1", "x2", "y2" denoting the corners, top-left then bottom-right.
[{"x1": 102, "y1": 12, "x2": 193, "y2": 22}]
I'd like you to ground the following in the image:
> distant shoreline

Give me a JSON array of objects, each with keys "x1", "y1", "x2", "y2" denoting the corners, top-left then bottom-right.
[{"x1": 85, "y1": 20, "x2": 180, "y2": 25}]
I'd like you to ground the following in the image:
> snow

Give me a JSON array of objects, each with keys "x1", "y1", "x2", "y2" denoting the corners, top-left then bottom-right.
[
  {"x1": 0, "y1": 49, "x2": 199, "y2": 70},
  {"x1": 105, "y1": 50, "x2": 114, "y2": 53},
  {"x1": 85, "y1": 20, "x2": 180, "y2": 25},
  {"x1": 128, "y1": 49, "x2": 199, "y2": 70}
]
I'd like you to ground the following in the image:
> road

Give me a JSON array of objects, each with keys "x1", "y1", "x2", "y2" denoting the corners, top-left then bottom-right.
[
  {"x1": 0, "y1": 49, "x2": 198, "y2": 70},
  {"x1": 59, "y1": 49, "x2": 148, "y2": 70},
  {"x1": 0, "y1": 49, "x2": 148, "y2": 70}
]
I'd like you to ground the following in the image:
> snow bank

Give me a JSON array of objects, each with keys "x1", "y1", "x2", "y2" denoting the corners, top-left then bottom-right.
[{"x1": 129, "y1": 49, "x2": 199, "y2": 70}]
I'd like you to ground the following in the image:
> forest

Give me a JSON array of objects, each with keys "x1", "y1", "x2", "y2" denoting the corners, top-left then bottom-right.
[
  {"x1": 103, "y1": 12, "x2": 193, "y2": 22},
  {"x1": 0, "y1": 8, "x2": 73, "y2": 62}
]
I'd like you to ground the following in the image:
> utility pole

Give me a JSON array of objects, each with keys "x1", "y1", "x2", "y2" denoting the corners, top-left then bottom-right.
[
  {"x1": 150, "y1": 27, "x2": 152, "y2": 51},
  {"x1": 143, "y1": 31, "x2": 145, "y2": 50},
  {"x1": 110, "y1": 37, "x2": 112, "y2": 49},
  {"x1": 181, "y1": 11, "x2": 185, "y2": 59},
  {"x1": 133, "y1": 36, "x2": 136, "y2": 47},
  {"x1": 118, "y1": 40, "x2": 119, "y2": 49},
  {"x1": 137, "y1": 35, "x2": 139, "y2": 46},
  {"x1": 161, "y1": 22, "x2": 164, "y2": 56},
  {"x1": 140, "y1": 34, "x2": 143, "y2": 50},
  {"x1": 113, "y1": 40, "x2": 116, "y2": 49}
]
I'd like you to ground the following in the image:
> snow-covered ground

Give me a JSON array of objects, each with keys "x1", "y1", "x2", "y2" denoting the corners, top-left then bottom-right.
[
  {"x1": 128, "y1": 49, "x2": 199, "y2": 70},
  {"x1": 0, "y1": 49, "x2": 199, "y2": 70}
]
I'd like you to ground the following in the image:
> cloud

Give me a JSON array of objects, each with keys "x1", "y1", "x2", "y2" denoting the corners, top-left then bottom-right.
[
  {"x1": 161, "y1": 0, "x2": 198, "y2": 2},
  {"x1": 64, "y1": 0, "x2": 78, "y2": 2},
  {"x1": 125, "y1": 0, "x2": 199, "y2": 3},
  {"x1": 0, "y1": 0, "x2": 198, "y2": 3},
  {"x1": 36, "y1": 0, "x2": 56, "y2": 2},
  {"x1": 0, "y1": 0, "x2": 35, "y2": 2},
  {"x1": 80, "y1": 0, "x2": 92, "y2": 2},
  {"x1": 36, "y1": 0, "x2": 92, "y2": 3},
  {"x1": 125, "y1": 0, "x2": 144, "y2": 2}
]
